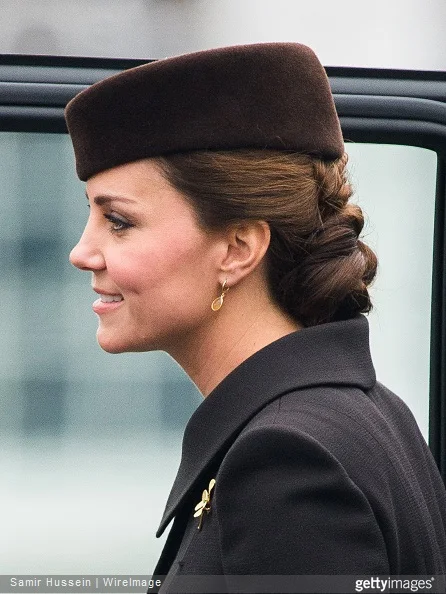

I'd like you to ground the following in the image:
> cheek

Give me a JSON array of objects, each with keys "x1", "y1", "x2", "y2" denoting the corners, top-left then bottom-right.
[
  {"x1": 107, "y1": 252, "x2": 150, "y2": 293},
  {"x1": 107, "y1": 236, "x2": 214, "y2": 298}
]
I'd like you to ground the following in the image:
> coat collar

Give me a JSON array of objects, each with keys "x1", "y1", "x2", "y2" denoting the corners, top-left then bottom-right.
[{"x1": 156, "y1": 313, "x2": 376, "y2": 537}]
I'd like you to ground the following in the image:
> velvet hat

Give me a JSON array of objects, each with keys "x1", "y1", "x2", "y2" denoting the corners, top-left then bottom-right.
[{"x1": 65, "y1": 42, "x2": 344, "y2": 181}]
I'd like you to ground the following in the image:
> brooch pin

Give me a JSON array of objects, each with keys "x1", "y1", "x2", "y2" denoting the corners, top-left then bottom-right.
[{"x1": 194, "y1": 479, "x2": 216, "y2": 530}]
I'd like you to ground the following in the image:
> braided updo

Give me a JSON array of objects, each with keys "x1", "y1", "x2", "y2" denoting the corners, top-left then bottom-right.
[{"x1": 157, "y1": 150, "x2": 377, "y2": 328}]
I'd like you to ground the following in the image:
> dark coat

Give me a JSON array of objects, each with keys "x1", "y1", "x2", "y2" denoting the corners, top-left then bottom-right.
[{"x1": 152, "y1": 314, "x2": 446, "y2": 592}]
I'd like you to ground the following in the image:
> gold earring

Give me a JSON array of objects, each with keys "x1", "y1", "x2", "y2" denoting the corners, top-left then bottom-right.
[{"x1": 211, "y1": 279, "x2": 229, "y2": 311}]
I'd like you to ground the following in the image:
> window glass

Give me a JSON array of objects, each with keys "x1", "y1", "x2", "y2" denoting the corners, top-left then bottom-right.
[
  {"x1": 0, "y1": 134, "x2": 437, "y2": 571},
  {"x1": 346, "y1": 143, "x2": 436, "y2": 441}
]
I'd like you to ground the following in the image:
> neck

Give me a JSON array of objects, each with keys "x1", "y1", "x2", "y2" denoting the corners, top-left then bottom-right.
[{"x1": 168, "y1": 292, "x2": 301, "y2": 397}]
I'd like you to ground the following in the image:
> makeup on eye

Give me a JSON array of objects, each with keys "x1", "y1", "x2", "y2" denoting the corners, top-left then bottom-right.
[
  {"x1": 104, "y1": 212, "x2": 134, "y2": 232},
  {"x1": 84, "y1": 192, "x2": 140, "y2": 222}
]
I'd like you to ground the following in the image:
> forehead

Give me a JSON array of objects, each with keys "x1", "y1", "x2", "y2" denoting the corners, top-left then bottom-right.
[
  {"x1": 86, "y1": 159, "x2": 167, "y2": 198},
  {"x1": 85, "y1": 158, "x2": 203, "y2": 228},
  {"x1": 85, "y1": 158, "x2": 197, "y2": 221}
]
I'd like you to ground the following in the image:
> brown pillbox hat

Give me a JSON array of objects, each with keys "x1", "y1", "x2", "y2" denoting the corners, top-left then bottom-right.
[{"x1": 65, "y1": 42, "x2": 344, "y2": 181}]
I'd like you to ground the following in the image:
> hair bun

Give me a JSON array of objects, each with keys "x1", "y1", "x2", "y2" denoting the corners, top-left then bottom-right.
[{"x1": 158, "y1": 149, "x2": 378, "y2": 328}]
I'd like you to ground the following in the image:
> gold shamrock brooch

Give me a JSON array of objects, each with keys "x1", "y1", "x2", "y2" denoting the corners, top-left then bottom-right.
[{"x1": 194, "y1": 479, "x2": 216, "y2": 530}]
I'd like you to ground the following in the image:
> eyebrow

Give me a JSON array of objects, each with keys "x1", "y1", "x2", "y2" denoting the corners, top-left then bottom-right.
[{"x1": 85, "y1": 191, "x2": 137, "y2": 206}]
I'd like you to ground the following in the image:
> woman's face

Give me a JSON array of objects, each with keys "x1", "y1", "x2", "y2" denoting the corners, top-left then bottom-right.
[{"x1": 69, "y1": 159, "x2": 226, "y2": 354}]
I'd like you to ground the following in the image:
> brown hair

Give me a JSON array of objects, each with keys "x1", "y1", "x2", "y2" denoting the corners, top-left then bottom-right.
[{"x1": 157, "y1": 150, "x2": 377, "y2": 328}]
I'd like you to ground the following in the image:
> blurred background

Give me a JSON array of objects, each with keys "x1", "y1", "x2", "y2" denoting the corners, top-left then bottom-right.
[
  {"x1": 0, "y1": 0, "x2": 442, "y2": 574},
  {"x1": 1, "y1": 0, "x2": 446, "y2": 69}
]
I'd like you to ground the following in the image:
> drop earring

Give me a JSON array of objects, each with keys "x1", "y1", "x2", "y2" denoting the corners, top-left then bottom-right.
[{"x1": 211, "y1": 279, "x2": 229, "y2": 311}]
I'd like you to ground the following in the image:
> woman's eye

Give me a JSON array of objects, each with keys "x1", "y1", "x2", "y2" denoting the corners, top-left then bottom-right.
[{"x1": 104, "y1": 213, "x2": 132, "y2": 233}]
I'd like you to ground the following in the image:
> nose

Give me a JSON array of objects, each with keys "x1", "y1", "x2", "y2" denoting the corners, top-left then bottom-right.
[{"x1": 69, "y1": 226, "x2": 106, "y2": 271}]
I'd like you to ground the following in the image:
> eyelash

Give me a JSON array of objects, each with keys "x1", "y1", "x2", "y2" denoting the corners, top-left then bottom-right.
[{"x1": 103, "y1": 213, "x2": 133, "y2": 233}]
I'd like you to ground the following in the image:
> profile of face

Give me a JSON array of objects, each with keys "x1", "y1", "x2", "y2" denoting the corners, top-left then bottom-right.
[{"x1": 69, "y1": 160, "x2": 227, "y2": 354}]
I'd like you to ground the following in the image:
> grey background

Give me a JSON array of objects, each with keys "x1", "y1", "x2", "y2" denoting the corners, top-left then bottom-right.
[
  {"x1": 0, "y1": 0, "x2": 442, "y2": 575},
  {"x1": 0, "y1": 0, "x2": 445, "y2": 70}
]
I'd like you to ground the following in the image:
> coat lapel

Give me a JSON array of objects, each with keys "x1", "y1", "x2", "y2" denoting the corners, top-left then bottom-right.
[{"x1": 155, "y1": 314, "x2": 376, "y2": 540}]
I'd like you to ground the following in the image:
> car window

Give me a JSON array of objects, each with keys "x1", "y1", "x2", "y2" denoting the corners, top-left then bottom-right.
[{"x1": 346, "y1": 143, "x2": 436, "y2": 440}]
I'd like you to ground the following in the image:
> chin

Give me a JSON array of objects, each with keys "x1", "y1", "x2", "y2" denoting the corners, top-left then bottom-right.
[
  {"x1": 96, "y1": 329, "x2": 131, "y2": 354},
  {"x1": 96, "y1": 328, "x2": 158, "y2": 354},
  {"x1": 97, "y1": 340, "x2": 127, "y2": 354}
]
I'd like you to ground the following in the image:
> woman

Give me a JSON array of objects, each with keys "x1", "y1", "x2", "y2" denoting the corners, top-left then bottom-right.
[{"x1": 65, "y1": 43, "x2": 446, "y2": 590}]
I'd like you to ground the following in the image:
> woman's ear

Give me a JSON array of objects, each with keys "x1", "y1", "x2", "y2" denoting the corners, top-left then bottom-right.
[{"x1": 219, "y1": 221, "x2": 271, "y2": 285}]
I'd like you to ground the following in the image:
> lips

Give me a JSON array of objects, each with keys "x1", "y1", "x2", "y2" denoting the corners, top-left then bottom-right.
[{"x1": 92, "y1": 288, "x2": 124, "y2": 314}]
